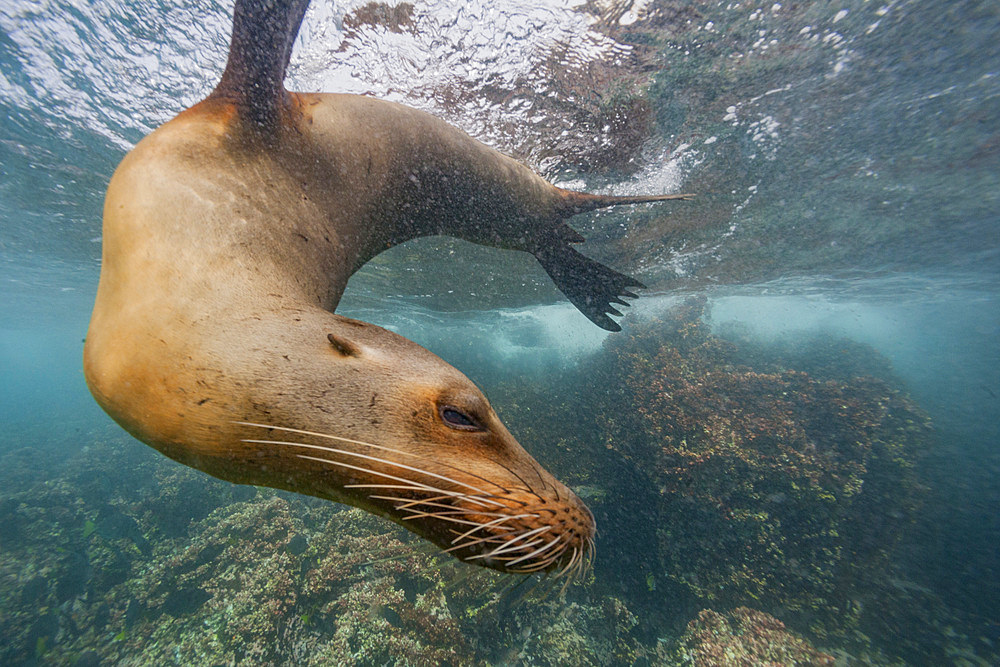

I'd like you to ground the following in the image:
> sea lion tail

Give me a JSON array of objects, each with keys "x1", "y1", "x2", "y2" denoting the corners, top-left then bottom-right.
[
  {"x1": 555, "y1": 189, "x2": 694, "y2": 217},
  {"x1": 532, "y1": 243, "x2": 645, "y2": 332}
]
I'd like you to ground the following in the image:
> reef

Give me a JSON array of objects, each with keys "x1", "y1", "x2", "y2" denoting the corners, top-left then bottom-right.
[
  {"x1": 0, "y1": 432, "x2": 646, "y2": 666},
  {"x1": 0, "y1": 300, "x2": 991, "y2": 665},
  {"x1": 606, "y1": 298, "x2": 941, "y2": 650},
  {"x1": 664, "y1": 606, "x2": 835, "y2": 666},
  {"x1": 603, "y1": 297, "x2": 932, "y2": 635},
  {"x1": 486, "y1": 296, "x2": 989, "y2": 663}
]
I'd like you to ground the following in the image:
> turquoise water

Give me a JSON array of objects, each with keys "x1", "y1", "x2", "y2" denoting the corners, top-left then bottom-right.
[{"x1": 1, "y1": 0, "x2": 998, "y2": 664}]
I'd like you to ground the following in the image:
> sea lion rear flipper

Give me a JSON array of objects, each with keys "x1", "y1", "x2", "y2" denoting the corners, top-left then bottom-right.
[
  {"x1": 209, "y1": 0, "x2": 311, "y2": 130},
  {"x1": 533, "y1": 243, "x2": 645, "y2": 332},
  {"x1": 531, "y1": 188, "x2": 692, "y2": 329}
]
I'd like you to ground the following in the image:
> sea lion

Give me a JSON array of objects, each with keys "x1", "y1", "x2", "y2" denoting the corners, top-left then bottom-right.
[{"x1": 83, "y1": 0, "x2": 691, "y2": 575}]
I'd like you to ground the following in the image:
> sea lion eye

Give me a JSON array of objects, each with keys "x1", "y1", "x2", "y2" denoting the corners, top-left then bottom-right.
[{"x1": 440, "y1": 405, "x2": 483, "y2": 431}]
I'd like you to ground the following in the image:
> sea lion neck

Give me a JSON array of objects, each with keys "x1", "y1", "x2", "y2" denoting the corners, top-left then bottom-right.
[{"x1": 210, "y1": 0, "x2": 310, "y2": 131}]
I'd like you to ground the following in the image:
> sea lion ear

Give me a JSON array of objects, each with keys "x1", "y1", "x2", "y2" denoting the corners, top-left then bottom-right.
[{"x1": 327, "y1": 333, "x2": 361, "y2": 358}]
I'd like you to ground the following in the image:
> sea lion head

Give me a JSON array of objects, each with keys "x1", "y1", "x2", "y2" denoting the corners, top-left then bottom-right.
[{"x1": 235, "y1": 315, "x2": 596, "y2": 576}]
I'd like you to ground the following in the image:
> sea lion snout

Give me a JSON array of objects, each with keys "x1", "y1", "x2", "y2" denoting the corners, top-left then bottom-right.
[
  {"x1": 435, "y1": 485, "x2": 596, "y2": 575},
  {"x1": 236, "y1": 405, "x2": 596, "y2": 575},
  {"x1": 406, "y1": 408, "x2": 597, "y2": 575}
]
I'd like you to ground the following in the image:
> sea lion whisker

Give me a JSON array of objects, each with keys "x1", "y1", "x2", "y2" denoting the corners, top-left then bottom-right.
[
  {"x1": 344, "y1": 480, "x2": 506, "y2": 507},
  {"x1": 395, "y1": 506, "x2": 521, "y2": 522},
  {"x1": 570, "y1": 548, "x2": 588, "y2": 588},
  {"x1": 505, "y1": 534, "x2": 565, "y2": 568},
  {"x1": 511, "y1": 547, "x2": 565, "y2": 574},
  {"x1": 510, "y1": 560, "x2": 555, "y2": 574},
  {"x1": 539, "y1": 544, "x2": 572, "y2": 569},
  {"x1": 387, "y1": 497, "x2": 528, "y2": 518},
  {"x1": 350, "y1": 486, "x2": 505, "y2": 511},
  {"x1": 449, "y1": 514, "x2": 537, "y2": 544},
  {"x1": 450, "y1": 531, "x2": 512, "y2": 546},
  {"x1": 293, "y1": 454, "x2": 461, "y2": 500},
  {"x1": 539, "y1": 462, "x2": 561, "y2": 501},
  {"x1": 405, "y1": 498, "x2": 516, "y2": 513},
  {"x1": 441, "y1": 532, "x2": 515, "y2": 555},
  {"x1": 378, "y1": 501, "x2": 526, "y2": 531},
  {"x1": 243, "y1": 437, "x2": 498, "y2": 500},
  {"x1": 237, "y1": 421, "x2": 514, "y2": 495},
  {"x1": 481, "y1": 525, "x2": 553, "y2": 559},
  {"x1": 512, "y1": 555, "x2": 561, "y2": 574},
  {"x1": 517, "y1": 457, "x2": 553, "y2": 497},
  {"x1": 577, "y1": 540, "x2": 591, "y2": 578},
  {"x1": 450, "y1": 530, "x2": 534, "y2": 551},
  {"x1": 465, "y1": 551, "x2": 539, "y2": 563},
  {"x1": 575, "y1": 546, "x2": 587, "y2": 579},
  {"x1": 401, "y1": 512, "x2": 500, "y2": 528},
  {"x1": 571, "y1": 550, "x2": 584, "y2": 582},
  {"x1": 463, "y1": 538, "x2": 549, "y2": 561},
  {"x1": 555, "y1": 546, "x2": 580, "y2": 579},
  {"x1": 369, "y1": 497, "x2": 521, "y2": 520},
  {"x1": 493, "y1": 460, "x2": 546, "y2": 504},
  {"x1": 401, "y1": 511, "x2": 520, "y2": 526},
  {"x1": 381, "y1": 492, "x2": 474, "y2": 510},
  {"x1": 343, "y1": 483, "x2": 465, "y2": 498},
  {"x1": 366, "y1": 495, "x2": 488, "y2": 511}
]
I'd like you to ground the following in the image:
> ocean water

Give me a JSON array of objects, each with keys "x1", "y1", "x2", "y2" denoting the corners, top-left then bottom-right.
[{"x1": 1, "y1": 0, "x2": 998, "y2": 665}]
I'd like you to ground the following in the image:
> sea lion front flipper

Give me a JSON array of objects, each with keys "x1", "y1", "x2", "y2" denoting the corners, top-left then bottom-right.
[{"x1": 532, "y1": 243, "x2": 645, "y2": 332}]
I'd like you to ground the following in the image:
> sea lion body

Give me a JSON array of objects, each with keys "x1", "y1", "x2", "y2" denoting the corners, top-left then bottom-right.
[
  {"x1": 84, "y1": 0, "x2": 690, "y2": 574},
  {"x1": 85, "y1": 92, "x2": 597, "y2": 569}
]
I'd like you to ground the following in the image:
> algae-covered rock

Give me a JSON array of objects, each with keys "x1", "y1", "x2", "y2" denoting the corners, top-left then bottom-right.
[
  {"x1": 488, "y1": 295, "x2": 937, "y2": 656},
  {"x1": 665, "y1": 606, "x2": 835, "y2": 666},
  {"x1": 0, "y1": 294, "x2": 976, "y2": 665},
  {"x1": 597, "y1": 298, "x2": 931, "y2": 635}
]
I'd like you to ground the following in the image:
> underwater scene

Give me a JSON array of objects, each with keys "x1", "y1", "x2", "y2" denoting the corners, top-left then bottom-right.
[{"x1": 1, "y1": 0, "x2": 998, "y2": 665}]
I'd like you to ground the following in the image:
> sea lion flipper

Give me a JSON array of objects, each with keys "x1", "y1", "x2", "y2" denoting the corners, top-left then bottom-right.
[
  {"x1": 533, "y1": 243, "x2": 645, "y2": 332},
  {"x1": 555, "y1": 189, "x2": 695, "y2": 217},
  {"x1": 210, "y1": 0, "x2": 311, "y2": 130}
]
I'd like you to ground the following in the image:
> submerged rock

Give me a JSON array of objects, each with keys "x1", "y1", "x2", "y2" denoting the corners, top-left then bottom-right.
[
  {"x1": 595, "y1": 298, "x2": 932, "y2": 636},
  {"x1": 285, "y1": 532, "x2": 308, "y2": 556},
  {"x1": 161, "y1": 586, "x2": 211, "y2": 618},
  {"x1": 20, "y1": 575, "x2": 48, "y2": 605},
  {"x1": 666, "y1": 607, "x2": 835, "y2": 666},
  {"x1": 94, "y1": 507, "x2": 151, "y2": 557}
]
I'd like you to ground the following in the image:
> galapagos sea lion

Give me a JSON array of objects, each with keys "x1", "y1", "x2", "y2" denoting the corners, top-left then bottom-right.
[{"x1": 83, "y1": 0, "x2": 691, "y2": 575}]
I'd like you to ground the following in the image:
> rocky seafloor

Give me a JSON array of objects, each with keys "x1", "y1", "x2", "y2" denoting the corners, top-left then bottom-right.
[{"x1": 2, "y1": 299, "x2": 995, "y2": 666}]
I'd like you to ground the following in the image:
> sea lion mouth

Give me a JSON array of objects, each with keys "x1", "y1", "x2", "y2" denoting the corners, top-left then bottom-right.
[{"x1": 237, "y1": 421, "x2": 595, "y2": 577}]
